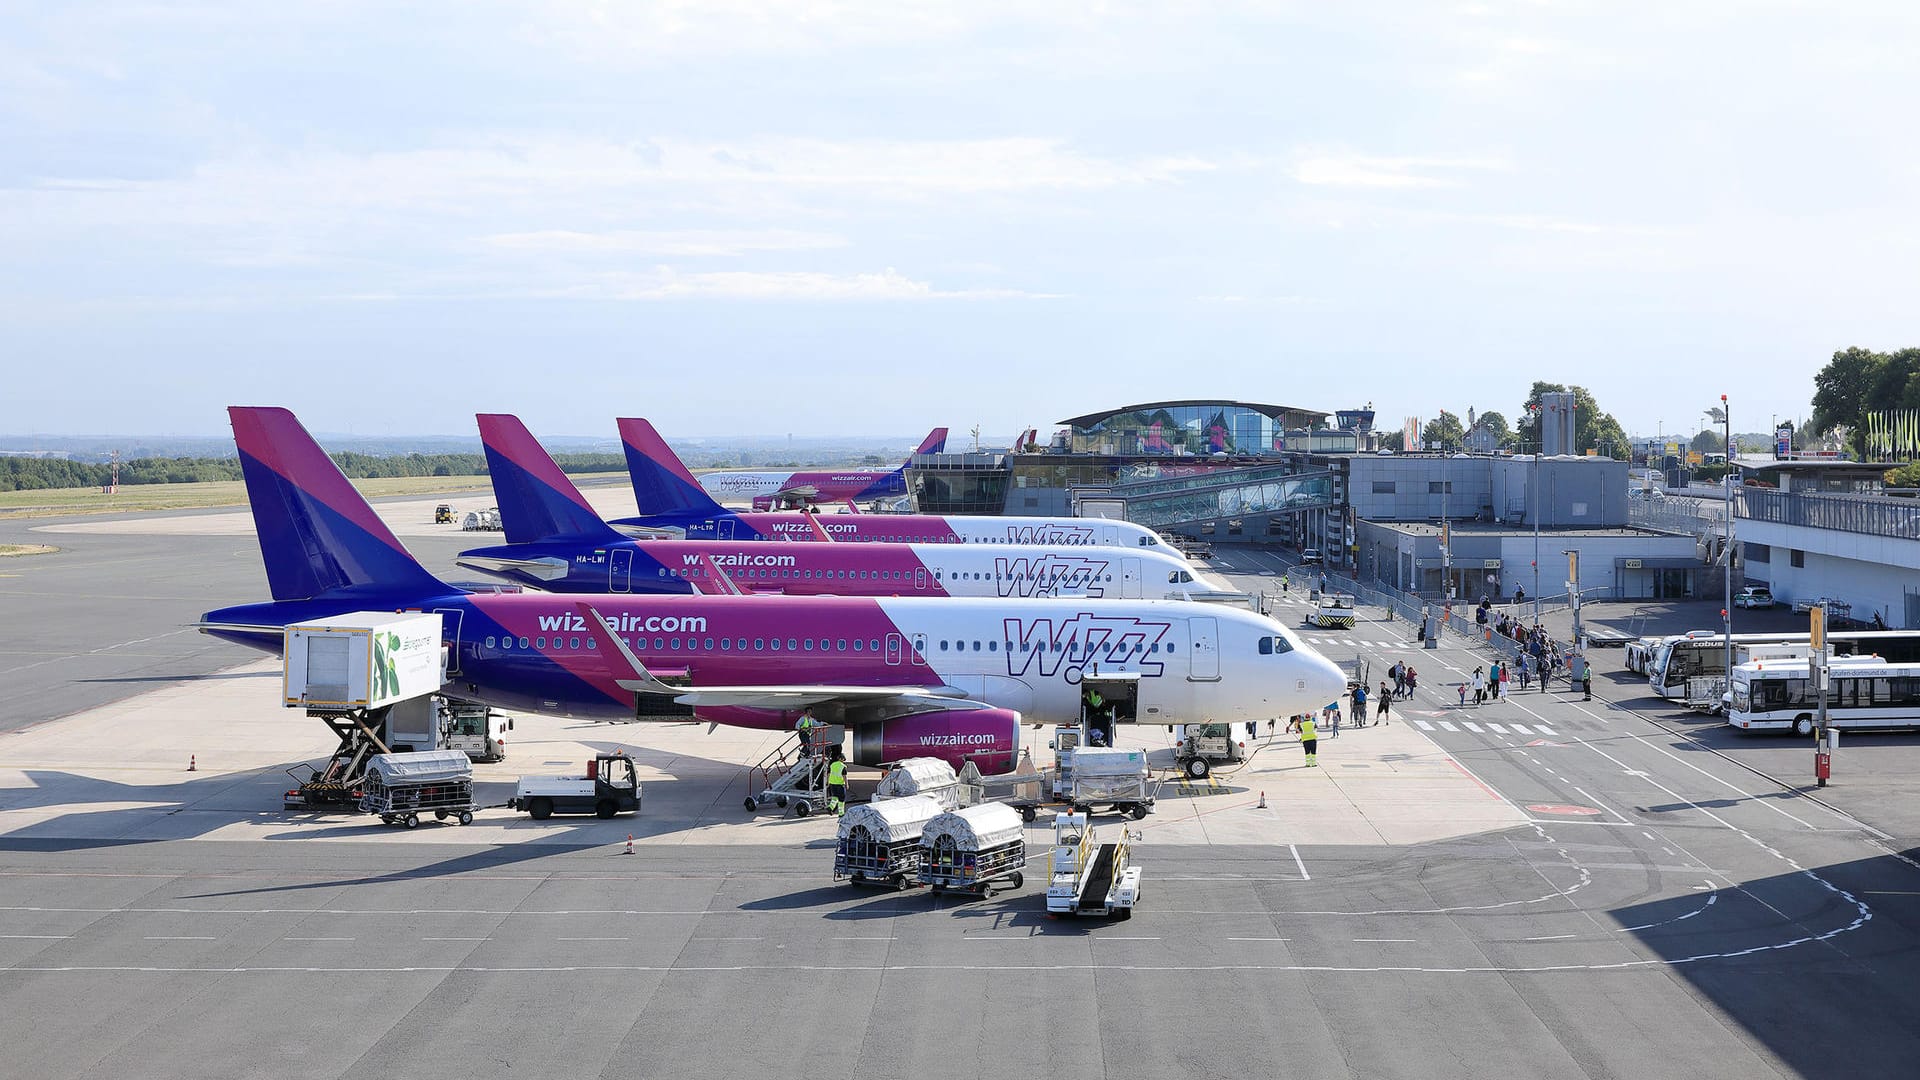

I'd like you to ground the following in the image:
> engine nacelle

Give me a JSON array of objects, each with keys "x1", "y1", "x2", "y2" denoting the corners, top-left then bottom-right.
[{"x1": 852, "y1": 708, "x2": 1022, "y2": 775}]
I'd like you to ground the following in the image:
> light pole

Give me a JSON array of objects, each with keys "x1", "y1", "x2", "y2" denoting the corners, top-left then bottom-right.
[
  {"x1": 1714, "y1": 396, "x2": 1733, "y2": 687},
  {"x1": 1527, "y1": 403, "x2": 1542, "y2": 625}
]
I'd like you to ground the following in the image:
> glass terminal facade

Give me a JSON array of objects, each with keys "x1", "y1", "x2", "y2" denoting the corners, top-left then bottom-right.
[{"x1": 1058, "y1": 402, "x2": 1321, "y2": 458}]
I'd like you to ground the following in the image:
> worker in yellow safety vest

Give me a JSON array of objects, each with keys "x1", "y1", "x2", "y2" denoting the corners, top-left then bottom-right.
[
  {"x1": 1299, "y1": 714, "x2": 1318, "y2": 768},
  {"x1": 796, "y1": 709, "x2": 820, "y2": 757},
  {"x1": 825, "y1": 747, "x2": 848, "y2": 815}
]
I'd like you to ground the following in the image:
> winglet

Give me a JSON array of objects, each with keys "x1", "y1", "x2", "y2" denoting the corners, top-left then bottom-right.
[
  {"x1": 575, "y1": 603, "x2": 679, "y2": 694},
  {"x1": 803, "y1": 509, "x2": 833, "y2": 542},
  {"x1": 691, "y1": 553, "x2": 744, "y2": 596}
]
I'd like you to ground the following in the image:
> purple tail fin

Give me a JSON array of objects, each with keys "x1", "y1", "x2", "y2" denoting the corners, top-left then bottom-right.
[
  {"x1": 913, "y1": 427, "x2": 948, "y2": 456},
  {"x1": 229, "y1": 407, "x2": 449, "y2": 601},
  {"x1": 617, "y1": 417, "x2": 726, "y2": 518},
  {"x1": 478, "y1": 414, "x2": 623, "y2": 544}
]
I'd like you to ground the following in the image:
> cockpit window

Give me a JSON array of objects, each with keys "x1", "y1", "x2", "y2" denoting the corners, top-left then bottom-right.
[{"x1": 1258, "y1": 635, "x2": 1294, "y2": 655}]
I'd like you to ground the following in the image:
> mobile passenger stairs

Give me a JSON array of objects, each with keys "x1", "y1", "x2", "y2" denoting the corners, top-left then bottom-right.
[{"x1": 743, "y1": 733, "x2": 834, "y2": 818}]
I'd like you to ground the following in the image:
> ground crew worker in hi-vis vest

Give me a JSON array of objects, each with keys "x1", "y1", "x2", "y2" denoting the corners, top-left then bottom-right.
[
  {"x1": 1299, "y1": 714, "x2": 1319, "y2": 768},
  {"x1": 825, "y1": 748, "x2": 848, "y2": 815},
  {"x1": 796, "y1": 709, "x2": 820, "y2": 757}
]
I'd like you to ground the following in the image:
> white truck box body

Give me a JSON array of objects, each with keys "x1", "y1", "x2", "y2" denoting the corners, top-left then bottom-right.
[{"x1": 284, "y1": 612, "x2": 444, "y2": 709}]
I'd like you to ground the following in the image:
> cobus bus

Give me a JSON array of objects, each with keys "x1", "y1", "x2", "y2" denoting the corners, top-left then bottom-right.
[
  {"x1": 1649, "y1": 630, "x2": 1920, "y2": 698},
  {"x1": 1726, "y1": 658, "x2": 1920, "y2": 735}
]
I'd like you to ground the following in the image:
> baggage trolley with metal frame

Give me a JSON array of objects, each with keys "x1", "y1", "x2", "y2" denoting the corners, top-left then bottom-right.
[
  {"x1": 833, "y1": 795, "x2": 943, "y2": 890},
  {"x1": 358, "y1": 750, "x2": 481, "y2": 828},
  {"x1": 916, "y1": 803, "x2": 1028, "y2": 898}
]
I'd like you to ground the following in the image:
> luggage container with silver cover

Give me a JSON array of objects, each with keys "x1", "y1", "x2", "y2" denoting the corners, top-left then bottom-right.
[
  {"x1": 1061, "y1": 746, "x2": 1154, "y2": 820},
  {"x1": 358, "y1": 750, "x2": 479, "y2": 828},
  {"x1": 834, "y1": 795, "x2": 944, "y2": 890},
  {"x1": 917, "y1": 803, "x2": 1027, "y2": 897},
  {"x1": 870, "y1": 757, "x2": 963, "y2": 811}
]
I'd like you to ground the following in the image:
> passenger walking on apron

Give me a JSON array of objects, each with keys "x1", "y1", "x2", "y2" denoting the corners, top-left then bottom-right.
[
  {"x1": 1582, "y1": 665, "x2": 1593, "y2": 701},
  {"x1": 1299, "y1": 714, "x2": 1318, "y2": 767},
  {"x1": 1376, "y1": 682, "x2": 1391, "y2": 725},
  {"x1": 1471, "y1": 666, "x2": 1487, "y2": 705},
  {"x1": 1351, "y1": 683, "x2": 1367, "y2": 728}
]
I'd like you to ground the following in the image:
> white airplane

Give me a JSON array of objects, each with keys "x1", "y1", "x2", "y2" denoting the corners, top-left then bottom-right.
[{"x1": 700, "y1": 428, "x2": 947, "y2": 510}]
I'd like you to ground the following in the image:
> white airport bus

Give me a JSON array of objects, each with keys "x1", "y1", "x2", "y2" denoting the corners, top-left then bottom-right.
[
  {"x1": 1726, "y1": 658, "x2": 1920, "y2": 735},
  {"x1": 1649, "y1": 630, "x2": 1920, "y2": 699}
]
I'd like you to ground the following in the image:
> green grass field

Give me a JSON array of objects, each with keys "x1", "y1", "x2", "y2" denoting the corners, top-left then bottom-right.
[{"x1": 0, "y1": 474, "x2": 627, "y2": 518}]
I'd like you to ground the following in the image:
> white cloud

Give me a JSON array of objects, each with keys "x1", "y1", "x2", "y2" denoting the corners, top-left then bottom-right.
[
  {"x1": 1292, "y1": 151, "x2": 1510, "y2": 189},
  {"x1": 560, "y1": 267, "x2": 1057, "y2": 302},
  {"x1": 477, "y1": 229, "x2": 849, "y2": 257}
]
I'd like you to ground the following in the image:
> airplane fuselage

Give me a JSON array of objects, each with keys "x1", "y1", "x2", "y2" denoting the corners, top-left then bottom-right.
[
  {"x1": 205, "y1": 593, "x2": 1344, "y2": 732},
  {"x1": 456, "y1": 537, "x2": 1209, "y2": 599}
]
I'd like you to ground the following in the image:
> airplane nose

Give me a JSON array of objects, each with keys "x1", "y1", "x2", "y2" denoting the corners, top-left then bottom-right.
[{"x1": 1311, "y1": 652, "x2": 1347, "y2": 706}]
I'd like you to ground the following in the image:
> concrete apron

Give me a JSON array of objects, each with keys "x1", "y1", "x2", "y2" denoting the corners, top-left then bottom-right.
[{"x1": 0, "y1": 658, "x2": 1526, "y2": 849}]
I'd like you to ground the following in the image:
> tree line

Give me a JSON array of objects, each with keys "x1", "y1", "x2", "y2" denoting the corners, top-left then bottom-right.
[
  {"x1": 1381, "y1": 382, "x2": 1632, "y2": 459},
  {"x1": 0, "y1": 452, "x2": 627, "y2": 492}
]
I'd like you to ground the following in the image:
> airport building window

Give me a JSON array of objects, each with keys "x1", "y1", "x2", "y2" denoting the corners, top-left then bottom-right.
[
  {"x1": 1429, "y1": 481, "x2": 1452, "y2": 494},
  {"x1": 1372, "y1": 482, "x2": 1396, "y2": 494},
  {"x1": 1790, "y1": 549, "x2": 1805, "y2": 567}
]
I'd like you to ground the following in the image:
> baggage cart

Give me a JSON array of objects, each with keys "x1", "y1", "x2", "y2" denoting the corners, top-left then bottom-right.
[
  {"x1": 917, "y1": 803, "x2": 1028, "y2": 898},
  {"x1": 833, "y1": 795, "x2": 943, "y2": 890},
  {"x1": 1061, "y1": 747, "x2": 1154, "y2": 819},
  {"x1": 1684, "y1": 675, "x2": 1729, "y2": 714},
  {"x1": 870, "y1": 757, "x2": 962, "y2": 812},
  {"x1": 358, "y1": 750, "x2": 479, "y2": 828}
]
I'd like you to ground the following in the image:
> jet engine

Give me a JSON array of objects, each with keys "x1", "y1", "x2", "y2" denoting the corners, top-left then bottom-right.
[{"x1": 852, "y1": 708, "x2": 1021, "y2": 775}]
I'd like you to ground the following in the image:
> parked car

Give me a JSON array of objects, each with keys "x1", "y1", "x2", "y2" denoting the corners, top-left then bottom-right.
[{"x1": 1733, "y1": 586, "x2": 1774, "y2": 609}]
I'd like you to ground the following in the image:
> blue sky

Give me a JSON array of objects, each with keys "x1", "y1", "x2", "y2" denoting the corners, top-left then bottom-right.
[{"x1": 4, "y1": 2, "x2": 1915, "y2": 443}]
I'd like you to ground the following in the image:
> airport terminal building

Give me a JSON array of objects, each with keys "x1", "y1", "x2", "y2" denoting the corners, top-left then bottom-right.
[{"x1": 907, "y1": 400, "x2": 1710, "y2": 603}]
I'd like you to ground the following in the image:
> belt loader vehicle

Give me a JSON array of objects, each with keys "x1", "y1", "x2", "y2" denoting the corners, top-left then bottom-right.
[{"x1": 1046, "y1": 811, "x2": 1142, "y2": 919}]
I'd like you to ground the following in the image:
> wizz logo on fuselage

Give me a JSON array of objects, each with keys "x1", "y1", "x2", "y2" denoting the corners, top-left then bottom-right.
[
  {"x1": 994, "y1": 556, "x2": 1109, "y2": 598},
  {"x1": 1004, "y1": 524, "x2": 1094, "y2": 545},
  {"x1": 1002, "y1": 613, "x2": 1170, "y2": 680}
]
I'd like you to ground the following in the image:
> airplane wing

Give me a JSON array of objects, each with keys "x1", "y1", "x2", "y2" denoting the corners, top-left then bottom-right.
[
  {"x1": 686, "y1": 553, "x2": 745, "y2": 596},
  {"x1": 576, "y1": 604, "x2": 985, "y2": 717}
]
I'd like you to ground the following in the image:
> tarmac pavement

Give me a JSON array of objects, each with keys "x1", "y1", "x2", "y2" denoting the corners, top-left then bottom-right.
[{"x1": 0, "y1": 512, "x2": 1918, "y2": 1077}]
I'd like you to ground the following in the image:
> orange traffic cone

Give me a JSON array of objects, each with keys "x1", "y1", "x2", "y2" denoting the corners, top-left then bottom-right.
[
  {"x1": 623, "y1": 834, "x2": 634, "y2": 855},
  {"x1": 188, "y1": 755, "x2": 196, "y2": 772},
  {"x1": 1257, "y1": 790, "x2": 1267, "y2": 809}
]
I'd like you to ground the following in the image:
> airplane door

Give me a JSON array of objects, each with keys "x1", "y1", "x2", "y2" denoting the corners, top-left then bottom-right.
[
  {"x1": 1188, "y1": 617, "x2": 1219, "y2": 681},
  {"x1": 915, "y1": 567, "x2": 927, "y2": 591},
  {"x1": 609, "y1": 549, "x2": 632, "y2": 593},
  {"x1": 886, "y1": 633, "x2": 903, "y2": 666},
  {"x1": 1122, "y1": 557, "x2": 1142, "y2": 599},
  {"x1": 911, "y1": 633, "x2": 928, "y2": 666},
  {"x1": 717, "y1": 519, "x2": 737, "y2": 540},
  {"x1": 1102, "y1": 524, "x2": 1118, "y2": 545},
  {"x1": 432, "y1": 607, "x2": 464, "y2": 677}
]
